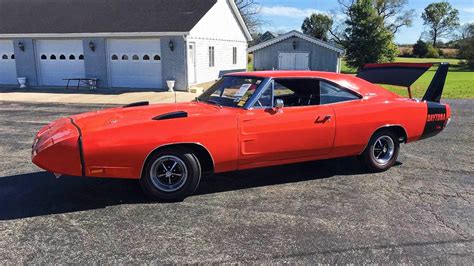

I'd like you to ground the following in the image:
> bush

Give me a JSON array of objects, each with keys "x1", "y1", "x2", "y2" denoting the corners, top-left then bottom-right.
[
  {"x1": 413, "y1": 40, "x2": 429, "y2": 57},
  {"x1": 426, "y1": 45, "x2": 439, "y2": 58},
  {"x1": 459, "y1": 37, "x2": 474, "y2": 67}
]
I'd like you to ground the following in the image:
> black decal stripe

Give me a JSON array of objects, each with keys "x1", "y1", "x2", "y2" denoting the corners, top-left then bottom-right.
[
  {"x1": 123, "y1": 101, "x2": 149, "y2": 108},
  {"x1": 69, "y1": 117, "x2": 86, "y2": 177},
  {"x1": 420, "y1": 102, "x2": 447, "y2": 140}
]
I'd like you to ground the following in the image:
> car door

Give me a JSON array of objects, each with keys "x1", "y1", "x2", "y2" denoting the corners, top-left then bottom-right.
[{"x1": 238, "y1": 78, "x2": 336, "y2": 168}]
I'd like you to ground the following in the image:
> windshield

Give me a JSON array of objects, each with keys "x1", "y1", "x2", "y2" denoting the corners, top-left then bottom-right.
[{"x1": 197, "y1": 76, "x2": 264, "y2": 108}]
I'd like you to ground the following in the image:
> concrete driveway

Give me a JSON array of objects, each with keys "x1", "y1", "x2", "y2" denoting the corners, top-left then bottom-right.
[{"x1": 0, "y1": 100, "x2": 472, "y2": 263}]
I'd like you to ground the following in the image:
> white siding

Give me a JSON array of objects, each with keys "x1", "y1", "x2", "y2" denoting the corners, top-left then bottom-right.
[
  {"x1": 187, "y1": 0, "x2": 248, "y2": 84},
  {"x1": 188, "y1": 0, "x2": 248, "y2": 42},
  {"x1": 188, "y1": 39, "x2": 247, "y2": 84}
]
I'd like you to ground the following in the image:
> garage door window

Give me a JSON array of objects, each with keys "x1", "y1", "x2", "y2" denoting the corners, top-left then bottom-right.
[
  {"x1": 41, "y1": 54, "x2": 47, "y2": 60},
  {"x1": 154, "y1": 55, "x2": 160, "y2": 61},
  {"x1": 143, "y1": 55, "x2": 150, "y2": 60},
  {"x1": 10, "y1": 54, "x2": 14, "y2": 59},
  {"x1": 79, "y1": 55, "x2": 84, "y2": 60},
  {"x1": 69, "y1": 55, "x2": 75, "y2": 60},
  {"x1": 122, "y1": 55, "x2": 128, "y2": 60},
  {"x1": 60, "y1": 54, "x2": 66, "y2": 60},
  {"x1": 111, "y1": 54, "x2": 118, "y2": 60},
  {"x1": 50, "y1": 55, "x2": 56, "y2": 60},
  {"x1": 132, "y1": 55, "x2": 139, "y2": 60},
  {"x1": 1, "y1": 54, "x2": 7, "y2": 60}
]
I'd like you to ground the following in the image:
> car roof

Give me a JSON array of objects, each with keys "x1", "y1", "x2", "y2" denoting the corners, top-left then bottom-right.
[{"x1": 225, "y1": 71, "x2": 385, "y2": 96}]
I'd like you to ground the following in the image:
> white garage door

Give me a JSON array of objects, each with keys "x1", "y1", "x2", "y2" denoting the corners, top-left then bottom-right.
[
  {"x1": 278, "y1": 52, "x2": 310, "y2": 70},
  {"x1": 108, "y1": 39, "x2": 162, "y2": 88},
  {"x1": 36, "y1": 40, "x2": 85, "y2": 86},
  {"x1": 0, "y1": 40, "x2": 17, "y2": 84}
]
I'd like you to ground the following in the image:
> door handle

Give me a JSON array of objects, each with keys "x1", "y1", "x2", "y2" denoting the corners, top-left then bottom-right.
[{"x1": 315, "y1": 115, "x2": 332, "y2": 123}]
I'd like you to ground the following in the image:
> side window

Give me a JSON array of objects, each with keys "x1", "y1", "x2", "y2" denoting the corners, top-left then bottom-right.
[
  {"x1": 273, "y1": 79, "x2": 320, "y2": 107},
  {"x1": 320, "y1": 81, "x2": 360, "y2": 104}
]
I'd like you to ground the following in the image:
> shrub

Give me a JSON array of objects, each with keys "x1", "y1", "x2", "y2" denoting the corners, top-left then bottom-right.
[
  {"x1": 413, "y1": 40, "x2": 429, "y2": 57},
  {"x1": 426, "y1": 45, "x2": 439, "y2": 58}
]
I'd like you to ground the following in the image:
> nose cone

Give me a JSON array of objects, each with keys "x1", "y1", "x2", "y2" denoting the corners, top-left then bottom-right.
[{"x1": 32, "y1": 118, "x2": 83, "y2": 176}]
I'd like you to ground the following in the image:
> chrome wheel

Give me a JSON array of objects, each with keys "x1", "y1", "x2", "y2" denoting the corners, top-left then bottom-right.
[
  {"x1": 371, "y1": 135, "x2": 395, "y2": 166},
  {"x1": 150, "y1": 155, "x2": 188, "y2": 192}
]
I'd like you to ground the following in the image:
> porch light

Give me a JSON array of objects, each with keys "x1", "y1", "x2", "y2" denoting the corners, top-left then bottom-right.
[
  {"x1": 168, "y1": 40, "x2": 174, "y2": 51},
  {"x1": 89, "y1": 41, "x2": 96, "y2": 52},
  {"x1": 18, "y1": 41, "x2": 25, "y2": 52}
]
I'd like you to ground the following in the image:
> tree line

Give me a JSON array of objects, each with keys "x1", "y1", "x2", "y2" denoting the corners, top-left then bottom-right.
[{"x1": 237, "y1": 0, "x2": 473, "y2": 69}]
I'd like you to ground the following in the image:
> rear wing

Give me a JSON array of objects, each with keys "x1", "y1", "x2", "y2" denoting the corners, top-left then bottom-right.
[{"x1": 356, "y1": 62, "x2": 449, "y2": 102}]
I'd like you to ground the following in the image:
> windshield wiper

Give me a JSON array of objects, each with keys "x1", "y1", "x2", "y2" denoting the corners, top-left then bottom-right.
[{"x1": 201, "y1": 99, "x2": 223, "y2": 108}]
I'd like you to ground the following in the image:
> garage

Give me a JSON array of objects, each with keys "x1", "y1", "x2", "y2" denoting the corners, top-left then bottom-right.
[
  {"x1": 107, "y1": 39, "x2": 162, "y2": 88},
  {"x1": 278, "y1": 52, "x2": 310, "y2": 70},
  {"x1": 36, "y1": 40, "x2": 85, "y2": 86},
  {"x1": 0, "y1": 40, "x2": 17, "y2": 85}
]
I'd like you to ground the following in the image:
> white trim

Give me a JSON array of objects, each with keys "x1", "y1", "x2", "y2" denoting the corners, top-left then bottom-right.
[
  {"x1": 227, "y1": 0, "x2": 253, "y2": 42},
  {"x1": 248, "y1": 30, "x2": 344, "y2": 54},
  {"x1": 0, "y1": 32, "x2": 188, "y2": 39}
]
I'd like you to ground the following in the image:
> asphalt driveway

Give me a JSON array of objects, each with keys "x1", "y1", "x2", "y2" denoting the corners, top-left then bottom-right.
[{"x1": 0, "y1": 100, "x2": 472, "y2": 263}]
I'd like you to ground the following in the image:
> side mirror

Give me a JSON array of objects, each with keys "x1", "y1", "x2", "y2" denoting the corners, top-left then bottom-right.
[{"x1": 274, "y1": 99, "x2": 284, "y2": 109}]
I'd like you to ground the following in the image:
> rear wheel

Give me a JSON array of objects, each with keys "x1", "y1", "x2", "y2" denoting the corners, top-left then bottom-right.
[
  {"x1": 361, "y1": 129, "x2": 400, "y2": 172},
  {"x1": 140, "y1": 147, "x2": 201, "y2": 201}
]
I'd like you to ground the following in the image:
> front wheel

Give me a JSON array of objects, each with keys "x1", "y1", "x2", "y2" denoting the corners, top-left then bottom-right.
[
  {"x1": 361, "y1": 130, "x2": 400, "y2": 172},
  {"x1": 140, "y1": 147, "x2": 201, "y2": 202}
]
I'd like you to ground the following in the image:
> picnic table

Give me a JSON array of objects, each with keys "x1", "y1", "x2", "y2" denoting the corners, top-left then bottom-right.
[{"x1": 63, "y1": 78, "x2": 98, "y2": 90}]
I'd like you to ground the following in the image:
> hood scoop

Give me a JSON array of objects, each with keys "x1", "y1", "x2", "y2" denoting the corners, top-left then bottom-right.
[
  {"x1": 123, "y1": 101, "x2": 149, "y2": 108},
  {"x1": 153, "y1": 111, "x2": 188, "y2": 121}
]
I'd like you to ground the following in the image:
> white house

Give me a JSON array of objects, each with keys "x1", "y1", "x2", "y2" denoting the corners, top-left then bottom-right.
[{"x1": 0, "y1": 0, "x2": 252, "y2": 91}]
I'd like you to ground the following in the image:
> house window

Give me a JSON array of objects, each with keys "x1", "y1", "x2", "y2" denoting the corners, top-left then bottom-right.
[
  {"x1": 209, "y1": 46, "x2": 215, "y2": 67},
  {"x1": 232, "y1": 47, "x2": 237, "y2": 64}
]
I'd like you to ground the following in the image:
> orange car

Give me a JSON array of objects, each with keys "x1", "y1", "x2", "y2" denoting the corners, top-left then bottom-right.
[{"x1": 32, "y1": 63, "x2": 451, "y2": 201}]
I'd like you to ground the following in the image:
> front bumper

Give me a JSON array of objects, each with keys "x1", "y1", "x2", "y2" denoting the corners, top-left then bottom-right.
[{"x1": 31, "y1": 118, "x2": 83, "y2": 176}]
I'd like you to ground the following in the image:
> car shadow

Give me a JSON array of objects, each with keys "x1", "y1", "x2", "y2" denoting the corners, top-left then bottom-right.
[{"x1": 0, "y1": 157, "x2": 400, "y2": 220}]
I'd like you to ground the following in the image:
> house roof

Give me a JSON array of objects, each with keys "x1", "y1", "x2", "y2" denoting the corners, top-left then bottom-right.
[
  {"x1": 248, "y1": 30, "x2": 345, "y2": 54},
  {"x1": 0, "y1": 0, "x2": 217, "y2": 35}
]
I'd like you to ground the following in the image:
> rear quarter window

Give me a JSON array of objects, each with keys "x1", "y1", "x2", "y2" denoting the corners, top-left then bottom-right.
[{"x1": 320, "y1": 81, "x2": 360, "y2": 104}]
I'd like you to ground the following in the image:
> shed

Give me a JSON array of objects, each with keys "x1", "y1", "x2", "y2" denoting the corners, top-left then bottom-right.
[{"x1": 248, "y1": 30, "x2": 344, "y2": 72}]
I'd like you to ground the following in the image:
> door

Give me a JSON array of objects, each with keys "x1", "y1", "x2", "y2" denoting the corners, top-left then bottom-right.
[
  {"x1": 36, "y1": 40, "x2": 85, "y2": 86},
  {"x1": 187, "y1": 42, "x2": 196, "y2": 84},
  {"x1": 0, "y1": 40, "x2": 17, "y2": 84},
  {"x1": 108, "y1": 39, "x2": 162, "y2": 88},
  {"x1": 239, "y1": 78, "x2": 335, "y2": 168},
  {"x1": 278, "y1": 52, "x2": 309, "y2": 70}
]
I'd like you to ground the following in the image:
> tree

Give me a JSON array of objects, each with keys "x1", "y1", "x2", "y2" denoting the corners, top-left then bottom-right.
[
  {"x1": 373, "y1": 0, "x2": 415, "y2": 34},
  {"x1": 234, "y1": 0, "x2": 262, "y2": 34},
  {"x1": 460, "y1": 23, "x2": 474, "y2": 40},
  {"x1": 343, "y1": 0, "x2": 398, "y2": 69},
  {"x1": 412, "y1": 39, "x2": 429, "y2": 57},
  {"x1": 335, "y1": 0, "x2": 414, "y2": 35},
  {"x1": 301, "y1": 13, "x2": 334, "y2": 41},
  {"x1": 421, "y1": 2, "x2": 460, "y2": 47},
  {"x1": 458, "y1": 23, "x2": 474, "y2": 67}
]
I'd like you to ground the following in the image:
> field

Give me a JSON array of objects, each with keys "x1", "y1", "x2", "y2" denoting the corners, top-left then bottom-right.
[{"x1": 342, "y1": 57, "x2": 473, "y2": 99}]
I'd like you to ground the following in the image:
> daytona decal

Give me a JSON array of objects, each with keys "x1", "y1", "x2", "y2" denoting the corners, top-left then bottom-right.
[{"x1": 420, "y1": 102, "x2": 447, "y2": 140}]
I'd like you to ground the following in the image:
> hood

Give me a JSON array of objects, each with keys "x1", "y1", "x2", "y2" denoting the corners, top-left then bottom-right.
[{"x1": 70, "y1": 102, "x2": 222, "y2": 132}]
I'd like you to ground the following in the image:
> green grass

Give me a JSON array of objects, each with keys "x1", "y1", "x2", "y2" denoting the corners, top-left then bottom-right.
[{"x1": 342, "y1": 57, "x2": 474, "y2": 99}]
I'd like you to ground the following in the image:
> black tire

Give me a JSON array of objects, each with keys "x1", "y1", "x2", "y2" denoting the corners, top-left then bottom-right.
[
  {"x1": 140, "y1": 147, "x2": 201, "y2": 202},
  {"x1": 360, "y1": 129, "x2": 400, "y2": 172}
]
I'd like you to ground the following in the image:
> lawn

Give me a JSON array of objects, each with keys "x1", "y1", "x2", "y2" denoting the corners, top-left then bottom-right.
[{"x1": 342, "y1": 57, "x2": 473, "y2": 99}]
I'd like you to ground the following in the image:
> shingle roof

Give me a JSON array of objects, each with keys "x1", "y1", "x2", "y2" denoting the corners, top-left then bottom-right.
[{"x1": 0, "y1": 0, "x2": 217, "y2": 34}]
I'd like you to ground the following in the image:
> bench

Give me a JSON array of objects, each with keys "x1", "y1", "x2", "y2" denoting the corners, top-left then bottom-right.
[{"x1": 63, "y1": 78, "x2": 98, "y2": 90}]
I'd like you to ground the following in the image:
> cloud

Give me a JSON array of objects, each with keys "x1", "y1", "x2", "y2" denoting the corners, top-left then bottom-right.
[
  {"x1": 260, "y1": 6, "x2": 326, "y2": 18},
  {"x1": 464, "y1": 7, "x2": 474, "y2": 13}
]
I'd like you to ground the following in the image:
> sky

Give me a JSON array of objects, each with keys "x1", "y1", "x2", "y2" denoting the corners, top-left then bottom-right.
[{"x1": 257, "y1": 0, "x2": 474, "y2": 44}]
